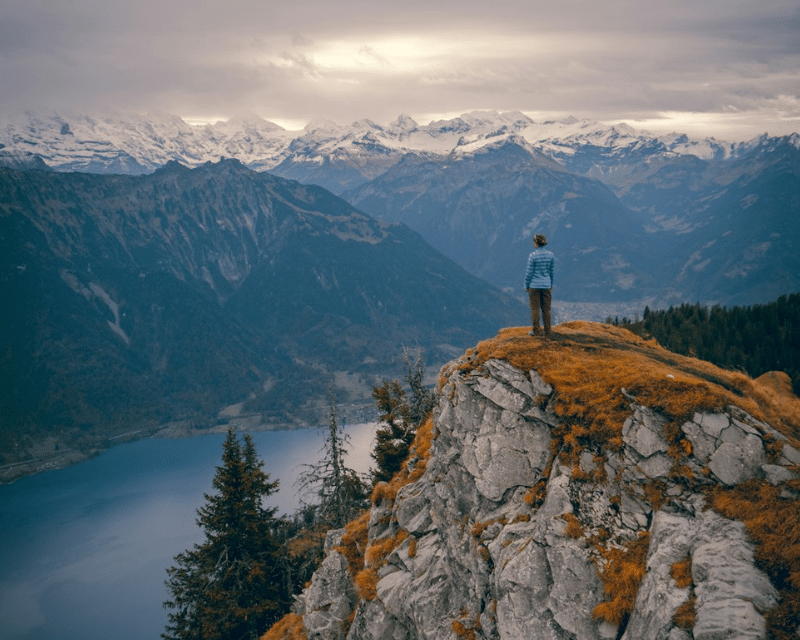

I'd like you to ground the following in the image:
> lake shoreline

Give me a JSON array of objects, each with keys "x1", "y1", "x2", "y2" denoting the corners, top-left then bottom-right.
[
  {"x1": 0, "y1": 415, "x2": 326, "y2": 485},
  {"x1": 0, "y1": 425, "x2": 380, "y2": 640},
  {"x1": 1, "y1": 395, "x2": 379, "y2": 484}
]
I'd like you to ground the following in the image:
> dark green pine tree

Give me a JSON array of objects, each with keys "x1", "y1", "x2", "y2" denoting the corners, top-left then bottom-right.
[
  {"x1": 370, "y1": 348, "x2": 436, "y2": 485},
  {"x1": 371, "y1": 379, "x2": 415, "y2": 485},
  {"x1": 163, "y1": 428, "x2": 286, "y2": 640}
]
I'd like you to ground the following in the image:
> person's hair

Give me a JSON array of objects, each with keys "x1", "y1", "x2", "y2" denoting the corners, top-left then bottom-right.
[{"x1": 533, "y1": 234, "x2": 547, "y2": 246}]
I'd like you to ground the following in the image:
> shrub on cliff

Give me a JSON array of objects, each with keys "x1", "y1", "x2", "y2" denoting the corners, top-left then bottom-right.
[{"x1": 371, "y1": 348, "x2": 435, "y2": 484}]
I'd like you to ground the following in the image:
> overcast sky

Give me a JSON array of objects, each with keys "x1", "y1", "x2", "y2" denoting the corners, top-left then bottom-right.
[{"x1": 2, "y1": 0, "x2": 798, "y2": 140}]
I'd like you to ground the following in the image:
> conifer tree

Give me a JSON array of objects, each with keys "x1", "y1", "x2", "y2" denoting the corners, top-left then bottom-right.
[
  {"x1": 370, "y1": 348, "x2": 436, "y2": 485},
  {"x1": 296, "y1": 384, "x2": 368, "y2": 530},
  {"x1": 163, "y1": 428, "x2": 286, "y2": 640},
  {"x1": 371, "y1": 379, "x2": 415, "y2": 485},
  {"x1": 627, "y1": 293, "x2": 800, "y2": 395}
]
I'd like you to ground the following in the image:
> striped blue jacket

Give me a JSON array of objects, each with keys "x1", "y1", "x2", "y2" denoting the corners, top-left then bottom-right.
[{"x1": 524, "y1": 247, "x2": 555, "y2": 289}]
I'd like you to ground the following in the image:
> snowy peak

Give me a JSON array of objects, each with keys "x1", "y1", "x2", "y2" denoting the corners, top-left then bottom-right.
[
  {"x1": 0, "y1": 109, "x2": 298, "y2": 174},
  {"x1": 388, "y1": 114, "x2": 419, "y2": 133},
  {"x1": 303, "y1": 118, "x2": 344, "y2": 135},
  {"x1": 209, "y1": 113, "x2": 285, "y2": 132},
  {"x1": 0, "y1": 149, "x2": 51, "y2": 171},
  {"x1": 526, "y1": 118, "x2": 658, "y2": 153},
  {"x1": 450, "y1": 132, "x2": 564, "y2": 170},
  {"x1": 739, "y1": 131, "x2": 800, "y2": 156},
  {"x1": 453, "y1": 109, "x2": 533, "y2": 128},
  {"x1": 655, "y1": 132, "x2": 736, "y2": 160},
  {"x1": 1, "y1": 108, "x2": 793, "y2": 187}
]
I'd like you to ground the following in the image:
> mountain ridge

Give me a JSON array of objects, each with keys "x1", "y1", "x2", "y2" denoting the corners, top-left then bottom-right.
[
  {"x1": 0, "y1": 160, "x2": 523, "y2": 480},
  {"x1": 1, "y1": 109, "x2": 782, "y2": 183},
  {"x1": 5, "y1": 111, "x2": 796, "y2": 310},
  {"x1": 343, "y1": 136, "x2": 653, "y2": 304},
  {"x1": 344, "y1": 133, "x2": 800, "y2": 308}
]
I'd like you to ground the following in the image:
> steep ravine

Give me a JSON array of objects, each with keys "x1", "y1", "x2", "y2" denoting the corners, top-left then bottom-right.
[{"x1": 267, "y1": 322, "x2": 800, "y2": 640}]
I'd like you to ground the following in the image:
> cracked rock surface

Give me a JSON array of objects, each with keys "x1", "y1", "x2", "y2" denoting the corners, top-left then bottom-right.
[{"x1": 295, "y1": 357, "x2": 799, "y2": 640}]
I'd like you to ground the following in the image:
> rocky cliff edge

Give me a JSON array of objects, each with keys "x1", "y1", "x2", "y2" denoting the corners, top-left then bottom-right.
[{"x1": 266, "y1": 322, "x2": 800, "y2": 640}]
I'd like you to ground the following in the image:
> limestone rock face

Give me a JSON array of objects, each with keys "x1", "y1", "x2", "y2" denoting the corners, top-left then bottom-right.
[
  {"x1": 295, "y1": 358, "x2": 798, "y2": 640},
  {"x1": 297, "y1": 530, "x2": 359, "y2": 640}
]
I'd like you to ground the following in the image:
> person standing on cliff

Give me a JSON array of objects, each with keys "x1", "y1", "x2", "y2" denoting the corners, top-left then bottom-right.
[{"x1": 524, "y1": 234, "x2": 555, "y2": 337}]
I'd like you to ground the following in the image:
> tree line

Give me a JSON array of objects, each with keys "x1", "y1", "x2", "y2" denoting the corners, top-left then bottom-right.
[
  {"x1": 162, "y1": 349, "x2": 435, "y2": 640},
  {"x1": 609, "y1": 293, "x2": 800, "y2": 396}
]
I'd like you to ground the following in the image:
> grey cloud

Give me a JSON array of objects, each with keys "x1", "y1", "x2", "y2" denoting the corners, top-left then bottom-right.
[{"x1": 0, "y1": 0, "x2": 797, "y2": 139}]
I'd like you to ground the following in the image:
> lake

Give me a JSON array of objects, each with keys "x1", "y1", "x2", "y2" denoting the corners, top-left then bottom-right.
[{"x1": 0, "y1": 424, "x2": 378, "y2": 640}]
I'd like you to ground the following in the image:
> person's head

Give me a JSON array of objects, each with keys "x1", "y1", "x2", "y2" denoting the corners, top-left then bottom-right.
[{"x1": 533, "y1": 234, "x2": 547, "y2": 247}]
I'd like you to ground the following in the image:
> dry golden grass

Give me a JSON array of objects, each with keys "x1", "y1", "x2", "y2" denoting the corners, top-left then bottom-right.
[
  {"x1": 592, "y1": 532, "x2": 651, "y2": 626},
  {"x1": 365, "y1": 530, "x2": 409, "y2": 566},
  {"x1": 351, "y1": 530, "x2": 410, "y2": 601},
  {"x1": 673, "y1": 595, "x2": 696, "y2": 629},
  {"x1": 643, "y1": 480, "x2": 669, "y2": 511},
  {"x1": 761, "y1": 431, "x2": 784, "y2": 463},
  {"x1": 446, "y1": 323, "x2": 800, "y2": 463},
  {"x1": 370, "y1": 480, "x2": 399, "y2": 505},
  {"x1": 562, "y1": 512, "x2": 584, "y2": 540},
  {"x1": 670, "y1": 556, "x2": 693, "y2": 589},
  {"x1": 369, "y1": 415, "x2": 436, "y2": 508},
  {"x1": 354, "y1": 567, "x2": 379, "y2": 601},
  {"x1": 670, "y1": 556, "x2": 696, "y2": 630},
  {"x1": 451, "y1": 610, "x2": 482, "y2": 640},
  {"x1": 523, "y1": 479, "x2": 547, "y2": 509},
  {"x1": 260, "y1": 613, "x2": 307, "y2": 640},
  {"x1": 407, "y1": 415, "x2": 435, "y2": 482},
  {"x1": 710, "y1": 480, "x2": 800, "y2": 640},
  {"x1": 451, "y1": 620, "x2": 476, "y2": 640},
  {"x1": 335, "y1": 510, "x2": 370, "y2": 578},
  {"x1": 471, "y1": 517, "x2": 508, "y2": 540},
  {"x1": 286, "y1": 527, "x2": 327, "y2": 560},
  {"x1": 756, "y1": 370, "x2": 794, "y2": 392}
]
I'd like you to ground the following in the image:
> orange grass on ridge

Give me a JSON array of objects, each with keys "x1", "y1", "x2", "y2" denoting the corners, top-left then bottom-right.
[
  {"x1": 447, "y1": 322, "x2": 800, "y2": 452},
  {"x1": 711, "y1": 480, "x2": 800, "y2": 640},
  {"x1": 260, "y1": 613, "x2": 307, "y2": 640}
]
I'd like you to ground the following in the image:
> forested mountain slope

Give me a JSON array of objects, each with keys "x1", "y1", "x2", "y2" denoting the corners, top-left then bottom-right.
[{"x1": 0, "y1": 160, "x2": 523, "y2": 478}]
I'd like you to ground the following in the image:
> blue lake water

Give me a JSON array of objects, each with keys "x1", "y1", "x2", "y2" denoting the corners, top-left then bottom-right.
[{"x1": 0, "y1": 424, "x2": 377, "y2": 640}]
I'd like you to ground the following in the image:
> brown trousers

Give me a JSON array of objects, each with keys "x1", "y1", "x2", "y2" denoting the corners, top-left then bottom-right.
[{"x1": 528, "y1": 288, "x2": 552, "y2": 334}]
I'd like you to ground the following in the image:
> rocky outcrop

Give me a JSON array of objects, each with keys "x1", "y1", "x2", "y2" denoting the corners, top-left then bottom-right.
[
  {"x1": 300, "y1": 530, "x2": 359, "y2": 640},
  {"x1": 291, "y1": 330, "x2": 800, "y2": 640}
]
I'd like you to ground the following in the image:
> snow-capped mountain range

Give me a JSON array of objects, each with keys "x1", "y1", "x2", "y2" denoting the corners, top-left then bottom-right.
[
  {"x1": 0, "y1": 108, "x2": 777, "y2": 186},
  {"x1": 2, "y1": 108, "x2": 798, "y2": 309}
]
